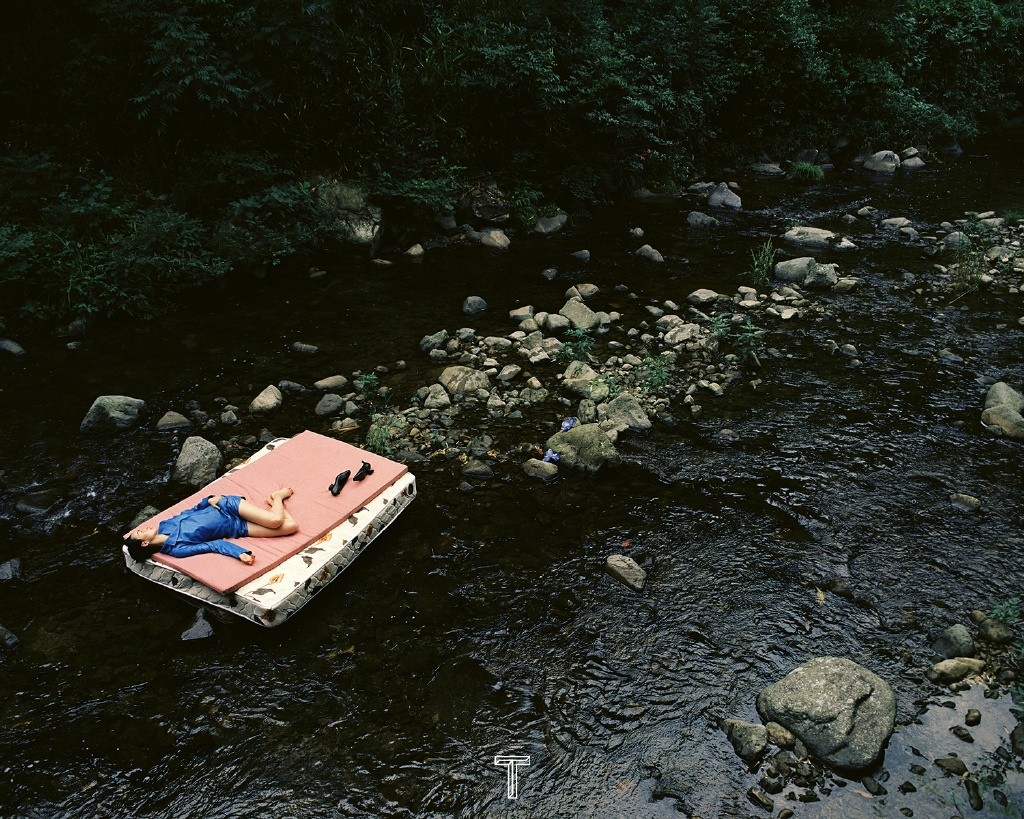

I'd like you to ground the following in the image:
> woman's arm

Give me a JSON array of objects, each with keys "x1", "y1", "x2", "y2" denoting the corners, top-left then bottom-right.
[{"x1": 161, "y1": 539, "x2": 253, "y2": 561}]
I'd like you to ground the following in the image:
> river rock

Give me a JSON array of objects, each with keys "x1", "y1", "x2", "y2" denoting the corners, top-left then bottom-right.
[
  {"x1": 688, "y1": 211, "x2": 719, "y2": 228},
  {"x1": 480, "y1": 228, "x2": 510, "y2": 249},
  {"x1": 156, "y1": 411, "x2": 191, "y2": 431},
  {"x1": 523, "y1": 458, "x2": 558, "y2": 480},
  {"x1": 172, "y1": 436, "x2": 223, "y2": 486},
  {"x1": 419, "y1": 330, "x2": 450, "y2": 352},
  {"x1": 932, "y1": 624, "x2": 975, "y2": 659},
  {"x1": 803, "y1": 262, "x2": 839, "y2": 289},
  {"x1": 463, "y1": 296, "x2": 487, "y2": 316},
  {"x1": 605, "y1": 554, "x2": 646, "y2": 591},
  {"x1": 950, "y1": 492, "x2": 981, "y2": 512},
  {"x1": 0, "y1": 624, "x2": 19, "y2": 650},
  {"x1": 439, "y1": 366, "x2": 490, "y2": 396},
  {"x1": 708, "y1": 182, "x2": 742, "y2": 209},
  {"x1": 687, "y1": 288, "x2": 720, "y2": 305},
  {"x1": 601, "y1": 392, "x2": 652, "y2": 433},
  {"x1": 422, "y1": 383, "x2": 452, "y2": 409},
  {"x1": 863, "y1": 150, "x2": 901, "y2": 173},
  {"x1": 782, "y1": 226, "x2": 857, "y2": 252},
  {"x1": 462, "y1": 459, "x2": 494, "y2": 479},
  {"x1": 562, "y1": 360, "x2": 609, "y2": 401},
  {"x1": 546, "y1": 423, "x2": 621, "y2": 472},
  {"x1": 774, "y1": 257, "x2": 816, "y2": 283},
  {"x1": 290, "y1": 341, "x2": 319, "y2": 354},
  {"x1": 722, "y1": 718, "x2": 768, "y2": 764},
  {"x1": 636, "y1": 244, "x2": 665, "y2": 262},
  {"x1": 0, "y1": 338, "x2": 26, "y2": 357},
  {"x1": 926, "y1": 657, "x2": 986, "y2": 683},
  {"x1": 981, "y1": 382, "x2": 1024, "y2": 439},
  {"x1": 977, "y1": 617, "x2": 1014, "y2": 645},
  {"x1": 314, "y1": 375, "x2": 349, "y2": 391},
  {"x1": 902, "y1": 156, "x2": 926, "y2": 170},
  {"x1": 249, "y1": 385, "x2": 282, "y2": 414},
  {"x1": 80, "y1": 395, "x2": 147, "y2": 433},
  {"x1": 559, "y1": 298, "x2": 600, "y2": 331},
  {"x1": 315, "y1": 393, "x2": 344, "y2": 417},
  {"x1": 0, "y1": 559, "x2": 21, "y2": 581},
  {"x1": 181, "y1": 608, "x2": 215, "y2": 640},
  {"x1": 943, "y1": 231, "x2": 970, "y2": 250},
  {"x1": 534, "y1": 213, "x2": 568, "y2": 234},
  {"x1": 756, "y1": 657, "x2": 896, "y2": 771}
]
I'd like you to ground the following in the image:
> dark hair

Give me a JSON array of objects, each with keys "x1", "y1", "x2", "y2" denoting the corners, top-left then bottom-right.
[{"x1": 124, "y1": 536, "x2": 161, "y2": 562}]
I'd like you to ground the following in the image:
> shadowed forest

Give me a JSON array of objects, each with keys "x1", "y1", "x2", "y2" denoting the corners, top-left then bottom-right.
[{"x1": 2, "y1": 0, "x2": 1022, "y2": 328}]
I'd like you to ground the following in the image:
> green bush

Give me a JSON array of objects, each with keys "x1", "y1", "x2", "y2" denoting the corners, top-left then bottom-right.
[{"x1": 787, "y1": 161, "x2": 825, "y2": 184}]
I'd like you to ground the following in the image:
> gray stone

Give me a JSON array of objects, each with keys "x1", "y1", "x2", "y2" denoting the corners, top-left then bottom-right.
[
  {"x1": 480, "y1": 228, "x2": 510, "y2": 249},
  {"x1": 687, "y1": 211, "x2": 719, "y2": 229},
  {"x1": 756, "y1": 657, "x2": 896, "y2": 771},
  {"x1": 559, "y1": 298, "x2": 600, "y2": 331},
  {"x1": 461, "y1": 459, "x2": 494, "y2": 479},
  {"x1": 290, "y1": 341, "x2": 319, "y2": 354},
  {"x1": 774, "y1": 257, "x2": 817, "y2": 283},
  {"x1": 543, "y1": 313, "x2": 571, "y2": 333},
  {"x1": 934, "y1": 756, "x2": 968, "y2": 776},
  {"x1": 803, "y1": 262, "x2": 839, "y2": 289},
  {"x1": 314, "y1": 393, "x2": 344, "y2": 417},
  {"x1": 534, "y1": 213, "x2": 568, "y2": 234},
  {"x1": 172, "y1": 436, "x2": 223, "y2": 487},
  {"x1": 523, "y1": 458, "x2": 558, "y2": 479},
  {"x1": 601, "y1": 392, "x2": 652, "y2": 433},
  {"x1": 181, "y1": 608, "x2": 215, "y2": 640},
  {"x1": 439, "y1": 366, "x2": 490, "y2": 396},
  {"x1": 546, "y1": 423, "x2": 621, "y2": 472},
  {"x1": 463, "y1": 296, "x2": 487, "y2": 316},
  {"x1": 313, "y1": 375, "x2": 349, "y2": 391},
  {"x1": 981, "y1": 382, "x2": 1024, "y2": 440},
  {"x1": 419, "y1": 330, "x2": 450, "y2": 352},
  {"x1": 570, "y1": 249, "x2": 591, "y2": 262},
  {"x1": 635, "y1": 244, "x2": 665, "y2": 263},
  {"x1": 863, "y1": 150, "x2": 901, "y2": 173},
  {"x1": 0, "y1": 338, "x2": 26, "y2": 357},
  {"x1": 422, "y1": 384, "x2": 452, "y2": 409},
  {"x1": 0, "y1": 559, "x2": 21, "y2": 581},
  {"x1": 509, "y1": 305, "x2": 534, "y2": 323},
  {"x1": 978, "y1": 617, "x2": 1015, "y2": 645},
  {"x1": 687, "y1": 288, "x2": 720, "y2": 305},
  {"x1": 249, "y1": 384, "x2": 282, "y2": 414},
  {"x1": 932, "y1": 624, "x2": 975, "y2": 659},
  {"x1": 708, "y1": 182, "x2": 742, "y2": 209},
  {"x1": 950, "y1": 493, "x2": 981, "y2": 512},
  {"x1": 902, "y1": 156, "x2": 926, "y2": 170},
  {"x1": 562, "y1": 360, "x2": 609, "y2": 402},
  {"x1": 943, "y1": 231, "x2": 971, "y2": 250},
  {"x1": 80, "y1": 395, "x2": 147, "y2": 433},
  {"x1": 0, "y1": 624, "x2": 19, "y2": 650},
  {"x1": 311, "y1": 179, "x2": 381, "y2": 248},
  {"x1": 605, "y1": 554, "x2": 646, "y2": 591},
  {"x1": 782, "y1": 227, "x2": 840, "y2": 251},
  {"x1": 722, "y1": 718, "x2": 768, "y2": 764},
  {"x1": 155, "y1": 411, "x2": 192, "y2": 432},
  {"x1": 925, "y1": 657, "x2": 986, "y2": 684}
]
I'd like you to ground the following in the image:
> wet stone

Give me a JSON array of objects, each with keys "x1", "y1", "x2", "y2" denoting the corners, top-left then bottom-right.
[
  {"x1": 934, "y1": 756, "x2": 968, "y2": 776},
  {"x1": 862, "y1": 775, "x2": 887, "y2": 796},
  {"x1": 965, "y1": 777, "x2": 984, "y2": 811},
  {"x1": 950, "y1": 725, "x2": 974, "y2": 743},
  {"x1": 746, "y1": 786, "x2": 773, "y2": 812},
  {"x1": 965, "y1": 708, "x2": 981, "y2": 727},
  {"x1": 0, "y1": 559, "x2": 22, "y2": 581}
]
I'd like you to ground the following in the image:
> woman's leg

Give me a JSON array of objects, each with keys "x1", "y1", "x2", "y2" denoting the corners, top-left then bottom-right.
[{"x1": 237, "y1": 488, "x2": 297, "y2": 537}]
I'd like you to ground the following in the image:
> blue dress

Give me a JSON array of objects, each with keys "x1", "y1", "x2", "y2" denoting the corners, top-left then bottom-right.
[{"x1": 157, "y1": 495, "x2": 252, "y2": 560}]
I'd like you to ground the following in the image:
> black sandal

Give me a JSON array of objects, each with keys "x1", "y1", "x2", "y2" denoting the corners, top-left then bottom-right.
[
  {"x1": 353, "y1": 461, "x2": 374, "y2": 482},
  {"x1": 329, "y1": 470, "x2": 351, "y2": 496}
]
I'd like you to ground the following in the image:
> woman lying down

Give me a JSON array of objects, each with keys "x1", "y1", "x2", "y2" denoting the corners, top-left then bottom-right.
[{"x1": 123, "y1": 488, "x2": 297, "y2": 564}]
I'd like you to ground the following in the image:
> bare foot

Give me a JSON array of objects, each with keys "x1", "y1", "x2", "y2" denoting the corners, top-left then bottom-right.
[
  {"x1": 240, "y1": 552, "x2": 255, "y2": 565},
  {"x1": 265, "y1": 487, "x2": 294, "y2": 506}
]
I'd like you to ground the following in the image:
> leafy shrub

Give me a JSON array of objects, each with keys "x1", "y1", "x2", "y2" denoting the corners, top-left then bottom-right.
[
  {"x1": 787, "y1": 161, "x2": 824, "y2": 184},
  {"x1": 749, "y1": 238, "x2": 775, "y2": 285},
  {"x1": 554, "y1": 327, "x2": 596, "y2": 363}
]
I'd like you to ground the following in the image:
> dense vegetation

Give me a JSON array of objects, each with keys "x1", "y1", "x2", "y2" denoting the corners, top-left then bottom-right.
[{"x1": 2, "y1": 0, "x2": 1022, "y2": 329}]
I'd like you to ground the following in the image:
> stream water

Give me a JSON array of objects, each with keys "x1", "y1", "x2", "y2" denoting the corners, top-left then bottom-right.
[{"x1": 2, "y1": 136, "x2": 1024, "y2": 818}]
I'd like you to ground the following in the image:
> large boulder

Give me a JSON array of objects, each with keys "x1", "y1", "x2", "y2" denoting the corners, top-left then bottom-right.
[
  {"x1": 310, "y1": 178, "x2": 382, "y2": 250},
  {"x1": 80, "y1": 395, "x2": 147, "y2": 433},
  {"x1": 172, "y1": 436, "x2": 223, "y2": 487},
  {"x1": 546, "y1": 423, "x2": 621, "y2": 472},
  {"x1": 756, "y1": 657, "x2": 896, "y2": 771},
  {"x1": 439, "y1": 366, "x2": 490, "y2": 396},
  {"x1": 981, "y1": 382, "x2": 1024, "y2": 440}
]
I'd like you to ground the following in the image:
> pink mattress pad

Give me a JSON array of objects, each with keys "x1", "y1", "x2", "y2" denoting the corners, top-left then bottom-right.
[{"x1": 126, "y1": 430, "x2": 408, "y2": 594}]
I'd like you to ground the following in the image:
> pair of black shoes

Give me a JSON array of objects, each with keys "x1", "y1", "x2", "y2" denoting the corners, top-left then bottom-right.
[{"x1": 329, "y1": 461, "x2": 374, "y2": 496}]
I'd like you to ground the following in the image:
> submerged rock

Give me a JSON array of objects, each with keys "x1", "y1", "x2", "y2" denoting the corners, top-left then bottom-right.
[
  {"x1": 756, "y1": 656, "x2": 896, "y2": 771},
  {"x1": 863, "y1": 150, "x2": 901, "y2": 174},
  {"x1": 605, "y1": 554, "x2": 646, "y2": 591},
  {"x1": 722, "y1": 718, "x2": 768, "y2": 764}
]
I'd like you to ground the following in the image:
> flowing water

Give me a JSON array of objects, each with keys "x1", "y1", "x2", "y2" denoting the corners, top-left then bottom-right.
[{"x1": 2, "y1": 136, "x2": 1024, "y2": 818}]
